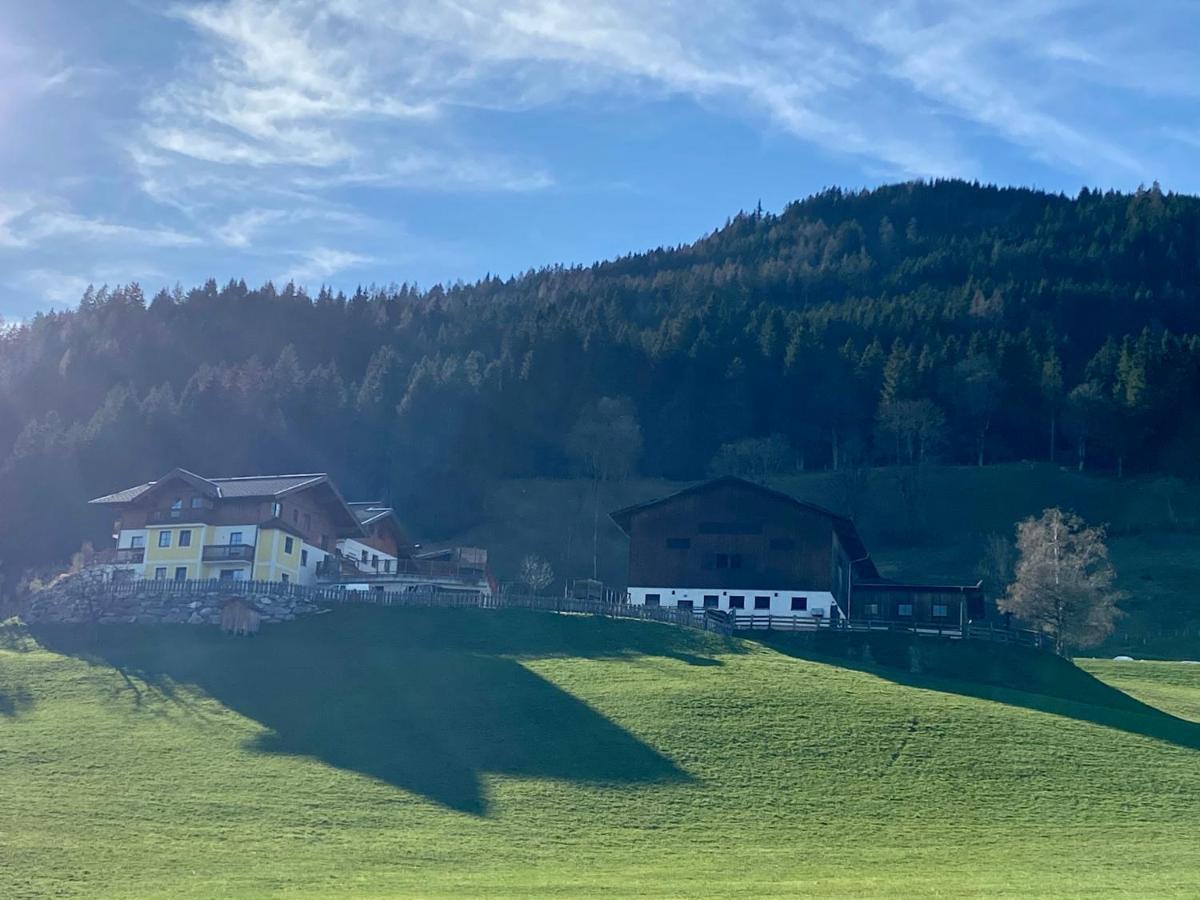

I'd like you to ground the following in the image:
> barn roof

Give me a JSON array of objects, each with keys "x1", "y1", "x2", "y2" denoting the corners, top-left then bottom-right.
[{"x1": 610, "y1": 476, "x2": 880, "y2": 579}]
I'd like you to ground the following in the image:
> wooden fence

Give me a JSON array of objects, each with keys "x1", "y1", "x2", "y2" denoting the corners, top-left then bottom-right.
[{"x1": 88, "y1": 577, "x2": 1052, "y2": 649}]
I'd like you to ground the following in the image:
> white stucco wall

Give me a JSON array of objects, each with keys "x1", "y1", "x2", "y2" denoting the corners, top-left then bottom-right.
[
  {"x1": 626, "y1": 586, "x2": 838, "y2": 617},
  {"x1": 336, "y1": 538, "x2": 398, "y2": 574},
  {"x1": 296, "y1": 541, "x2": 331, "y2": 586},
  {"x1": 117, "y1": 528, "x2": 148, "y2": 549}
]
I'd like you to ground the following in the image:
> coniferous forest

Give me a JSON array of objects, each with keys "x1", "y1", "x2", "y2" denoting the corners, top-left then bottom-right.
[{"x1": 3, "y1": 180, "x2": 1200, "y2": 588}]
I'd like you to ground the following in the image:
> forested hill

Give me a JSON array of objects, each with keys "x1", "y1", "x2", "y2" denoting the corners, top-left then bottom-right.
[{"x1": 2, "y1": 180, "x2": 1200, "y2": 578}]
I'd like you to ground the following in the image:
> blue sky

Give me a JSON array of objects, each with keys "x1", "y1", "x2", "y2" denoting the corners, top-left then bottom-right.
[{"x1": 1, "y1": 0, "x2": 1198, "y2": 320}]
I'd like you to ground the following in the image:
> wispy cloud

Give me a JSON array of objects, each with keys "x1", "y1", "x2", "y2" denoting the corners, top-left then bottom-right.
[
  {"x1": 143, "y1": 0, "x2": 1197, "y2": 193},
  {"x1": 280, "y1": 246, "x2": 375, "y2": 285},
  {"x1": 0, "y1": 195, "x2": 198, "y2": 249}
]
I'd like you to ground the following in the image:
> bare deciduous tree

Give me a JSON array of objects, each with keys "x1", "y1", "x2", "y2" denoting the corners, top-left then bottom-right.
[
  {"x1": 707, "y1": 434, "x2": 794, "y2": 482},
  {"x1": 519, "y1": 554, "x2": 554, "y2": 596},
  {"x1": 999, "y1": 508, "x2": 1124, "y2": 653},
  {"x1": 876, "y1": 399, "x2": 946, "y2": 465}
]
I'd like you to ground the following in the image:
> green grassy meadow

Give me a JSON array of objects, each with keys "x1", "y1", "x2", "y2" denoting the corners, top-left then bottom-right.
[{"x1": 3, "y1": 608, "x2": 1200, "y2": 898}]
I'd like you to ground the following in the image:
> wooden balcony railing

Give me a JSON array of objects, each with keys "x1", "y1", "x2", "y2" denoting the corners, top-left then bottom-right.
[
  {"x1": 94, "y1": 547, "x2": 145, "y2": 565},
  {"x1": 201, "y1": 544, "x2": 256, "y2": 563}
]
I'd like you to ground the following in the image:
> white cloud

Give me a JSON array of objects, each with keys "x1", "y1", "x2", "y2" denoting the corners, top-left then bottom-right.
[
  {"x1": 0, "y1": 195, "x2": 198, "y2": 249},
  {"x1": 23, "y1": 210, "x2": 199, "y2": 247},
  {"x1": 144, "y1": 0, "x2": 1197, "y2": 194},
  {"x1": 0, "y1": 195, "x2": 38, "y2": 248},
  {"x1": 280, "y1": 246, "x2": 374, "y2": 285},
  {"x1": 212, "y1": 205, "x2": 367, "y2": 248}
]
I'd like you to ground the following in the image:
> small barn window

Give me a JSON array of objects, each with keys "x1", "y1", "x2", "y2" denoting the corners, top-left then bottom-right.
[
  {"x1": 897, "y1": 603, "x2": 914, "y2": 617},
  {"x1": 703, "y1": 595, "x2": 719, "y2": 608},
  {"x1": 677, "y1": 600, "x2": 694, "y2": 610},
  {"x1": 866, "y1": 603, "x2": 880, "y2": 617},
  {"x1": 770, "y1": 538, "x2": 796, "y2": 551},
  {"x1": 645, "y1": 593, "x2": 661, "y2": 607},
  {"x1": 729, "y1": 596, "x2": 745, "y2": 609},
  {"x1": 666, "y1": 537, "x2": 691, "y2": 549},
  {"x1": 932, "y1": 603, "x2": 949, "y2": 618},
  {"x1": 791, "y1": 596, "x2": 808, "y2": 611},
  {"x1": 754, "y1": 596, "x2": 770, "y2": 610}
]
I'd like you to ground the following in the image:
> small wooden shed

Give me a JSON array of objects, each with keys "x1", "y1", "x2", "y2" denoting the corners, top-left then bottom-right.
[{"x1": 220, "y1": 597, "x2": 263, "y2": 635}]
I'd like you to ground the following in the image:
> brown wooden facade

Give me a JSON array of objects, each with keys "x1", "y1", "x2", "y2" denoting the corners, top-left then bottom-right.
[
  {"x1": 612, "y1": 477, "x2": 983, "y2": 625},
  {"x1": 104, "y1": 469, "x2": 361, "y2": 550}
]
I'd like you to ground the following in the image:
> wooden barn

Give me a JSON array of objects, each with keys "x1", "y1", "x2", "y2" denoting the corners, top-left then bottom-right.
[{"x1": 610, "y1": 477, "x2": 983, "y2": 626}]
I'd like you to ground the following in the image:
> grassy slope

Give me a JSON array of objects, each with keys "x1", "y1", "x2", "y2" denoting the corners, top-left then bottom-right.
[
  {"x1": 451, "y1": 464, "x2": 1200, "y2": 656},
  {"x1": 3, "y1": 609, "x2": 1200, "y2": 898}
]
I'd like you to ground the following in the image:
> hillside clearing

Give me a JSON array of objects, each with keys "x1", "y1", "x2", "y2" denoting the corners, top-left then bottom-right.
[{"x1": 2, "y1": 608, "x2": 1199, "y2": 898}]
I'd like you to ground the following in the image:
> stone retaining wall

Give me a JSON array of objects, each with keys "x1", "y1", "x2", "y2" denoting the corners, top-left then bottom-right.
[{"x1": 24, "y1": 575, "x2": 321, "y2": 626}]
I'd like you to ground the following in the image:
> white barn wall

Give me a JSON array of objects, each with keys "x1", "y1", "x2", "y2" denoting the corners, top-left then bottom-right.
[{"x1": 626, "y1": 586, "x2": 837, "y2": 617}]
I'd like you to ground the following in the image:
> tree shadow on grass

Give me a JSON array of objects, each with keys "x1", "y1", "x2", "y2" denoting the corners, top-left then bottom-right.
[
  {"x1": 0, "y1": 685, "x2": 33, "y2": 718},
  {"x1": 33, "y1": 607, "x2": 712, "y2": 815},
  {"x1": 0, "y1": 620, "x2": 36, "y2": 718},
  {"x1": 757, "y1": 631, "x2": 1200, "y2": 752}
]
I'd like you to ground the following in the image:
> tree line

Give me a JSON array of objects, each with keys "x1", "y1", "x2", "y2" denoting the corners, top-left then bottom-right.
[{"x1": 2, "y1": 179, "x2": 1199, "y2": 588}]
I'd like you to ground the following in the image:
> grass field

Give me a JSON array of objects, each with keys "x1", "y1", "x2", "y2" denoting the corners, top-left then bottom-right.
[
  {"x1": 3, "y1": 608, "x2": 1200, "y2": 898},
  {"x1": 451, "y1": 464, "x2": 1200, "y2": 656}
]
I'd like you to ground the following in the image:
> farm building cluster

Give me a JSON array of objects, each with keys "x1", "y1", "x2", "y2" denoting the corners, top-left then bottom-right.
[{"x1": 85, "y1": 469, "x2": 982, "y2": 626}]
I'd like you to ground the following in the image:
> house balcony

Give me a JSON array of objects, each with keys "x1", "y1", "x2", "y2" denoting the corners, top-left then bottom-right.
[
  {"x1": 201, "y1": 544, "x2": 256, "y2": 563},
  {"x1": 94, "y1": 547, "x2": 146, "y2": 565},
  {"x1": 315, "y1": 552, "x2": 487, "y2": 585}
]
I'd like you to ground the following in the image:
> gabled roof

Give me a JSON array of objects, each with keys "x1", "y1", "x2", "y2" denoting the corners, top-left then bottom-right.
[
  {"x1": 89, "y1": 469, "x2": 363, "y2": 533},
  {"x1": 90, "y1": 470, "x2": 328, "y2": 504},
  {"x1": 348, "y1": 501, "x2": 396, "y2": 527},
  {"x1": 610, "y1": 475, "x2": 844, "y2": 532},
  {"x1": 610, "y1": 475, "x2": 879, "y2": 579}
]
